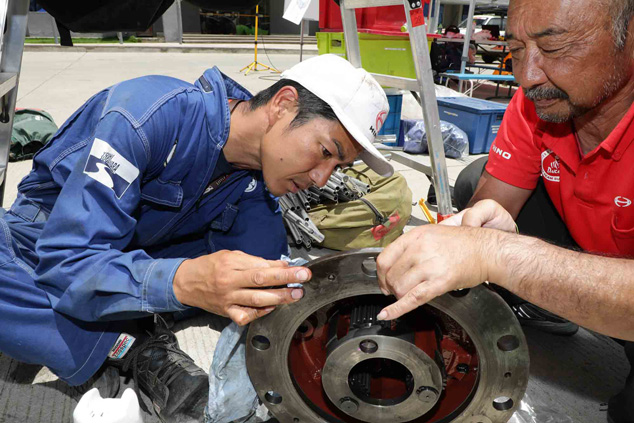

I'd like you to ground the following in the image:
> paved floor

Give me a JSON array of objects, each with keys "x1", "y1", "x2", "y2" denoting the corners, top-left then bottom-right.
[
  {"x1": 24, "y1": 41, "x2": 319, "y2": 55},
  {"x1": 0, "y1": 51, "x2": 628, "y2": 423}
]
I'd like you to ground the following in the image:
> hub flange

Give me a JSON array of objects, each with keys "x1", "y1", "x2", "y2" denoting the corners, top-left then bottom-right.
[{"x1": 246, "y1": 249, "x2": 529, "y2": 423}]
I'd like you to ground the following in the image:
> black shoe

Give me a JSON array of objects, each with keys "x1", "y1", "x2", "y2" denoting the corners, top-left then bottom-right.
[
  {"x1": 490, "y1": 285, "x2": 579, "y2": 336},
  {"x1": 75, "y1": 365, "x2": 121, "y2": 399},
  {"x1": 426, "y1": 182, "x2": 455, "y2": 206},
  {"x1": 110, "y1": 318, "x2": 209, "y2": 422},
  {"x1": 608, "y1": 353, "x2": 634, "y2": 423},
  {"x1": 608, "y1": 392, "x2": 634, "y2": 423},
  {"x1": 511, "y1": 302, "x2": 580, "y2": 336}
]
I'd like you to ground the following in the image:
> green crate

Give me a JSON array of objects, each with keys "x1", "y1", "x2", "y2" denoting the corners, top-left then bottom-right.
[
  {"x1": 316, "y1": 32, "x2": 434, "y2": 80},
  {"x1": 359, "y1": 33, "x2": 416, "y2": 79},
  {"x1": 316, "y1": 32, "x2": 347, "y2": 57}
]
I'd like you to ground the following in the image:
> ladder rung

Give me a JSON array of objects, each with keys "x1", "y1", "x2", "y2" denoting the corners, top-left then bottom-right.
[
  {"x1": 390, "y1": 151, "x2": 432, "y2": 177},
  {"x1": 0, "y1": 73, "x2": 17, "y2": 99},
  {"x1": 371, "y1": 73, "x2": 419, "y2": 91},
  {"x1": 342, "y1": 0, "x2": 405, "y2": 9}
]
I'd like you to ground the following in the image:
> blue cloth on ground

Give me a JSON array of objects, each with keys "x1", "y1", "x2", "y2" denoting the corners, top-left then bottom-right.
[{"x1": 205, "y1": 257, "x2": 308, "y2": 423}]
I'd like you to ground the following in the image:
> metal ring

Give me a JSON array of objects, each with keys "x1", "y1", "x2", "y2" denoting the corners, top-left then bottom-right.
[
  {"x1": 246, "y1": 249, "x2": 529, "y2": 423},
  {"x1": 322, "y1": 334, "x2": 443, "y2": 421}
]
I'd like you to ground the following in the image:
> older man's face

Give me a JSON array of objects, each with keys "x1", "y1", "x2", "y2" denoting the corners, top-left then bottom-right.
[{"x1": 507, "y1": 0, "x2": 633, "y2": 123}]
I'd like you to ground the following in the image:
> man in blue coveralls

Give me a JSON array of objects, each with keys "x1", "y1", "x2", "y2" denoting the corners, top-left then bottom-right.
[{"x1": 0, "y1": 54, "x2": 394, "y2": 421}]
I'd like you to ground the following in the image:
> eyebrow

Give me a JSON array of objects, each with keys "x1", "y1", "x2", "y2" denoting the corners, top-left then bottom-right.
[
  {"x1": 332, "y1": 139, "x2": 345, "y2": 161},
  {"x1": 506, "y1": 27, "x2": 567, "y2": 41},
  {"x1": 533, "y1": 27, "x2": 567, "y2": 38}
]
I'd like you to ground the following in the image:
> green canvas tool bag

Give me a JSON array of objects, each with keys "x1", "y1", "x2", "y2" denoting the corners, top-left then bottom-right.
[
  {"x1": 10, "y1": 109, "x2": 58, "y2": 162},
  {"x1": 308, "y1": 165, "x2": 413, "y2": 250}
]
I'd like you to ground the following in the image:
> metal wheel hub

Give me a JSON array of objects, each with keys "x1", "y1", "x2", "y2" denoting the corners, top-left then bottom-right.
[{"x1": 246, "y1": 249, "x2": 529, "y2": 423}]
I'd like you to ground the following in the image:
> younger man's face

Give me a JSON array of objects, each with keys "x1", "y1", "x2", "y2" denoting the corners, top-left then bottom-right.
[{"x1": 260, "y1": 114, "x2": 362, "y2": 197}]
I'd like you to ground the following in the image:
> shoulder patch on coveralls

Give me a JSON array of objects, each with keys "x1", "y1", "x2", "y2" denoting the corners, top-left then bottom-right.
[{"x1": 84, "y1": 138, "x2": 140, "y2": 199}]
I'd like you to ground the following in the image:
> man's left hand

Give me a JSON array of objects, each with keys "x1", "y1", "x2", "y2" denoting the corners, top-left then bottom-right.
[
  {"x1": 442, "y1": 199, "x2": 517, "y2": 233},
  {"x1": 376, "y1": 225, "x2": 498, "y2": 321}
]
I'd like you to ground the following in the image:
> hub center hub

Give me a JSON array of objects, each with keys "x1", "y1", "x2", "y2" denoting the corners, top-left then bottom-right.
[{"x1": 321, "y1": 304, "x2": 443, "y2": 422}]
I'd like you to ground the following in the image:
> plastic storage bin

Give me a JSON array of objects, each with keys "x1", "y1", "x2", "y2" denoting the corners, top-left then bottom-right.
[
  {"x1": 319, "y1": 0, "x2": 407, "y2": 34},
  {"x1": 378, "y1": 89, "x2": 403, "y2": 145},
  {"x1": 319, "y1": 0, "x2": 362, "y2": 32},
  {"x1": 436, "y1": 97, "x2": 508, "y2": 154},
  {"x1": 316, "y1": 32, "x2": 348, "y2": 57},
  {"x1": 316, "y1": 32, "x2": 440, "y2": 79}
]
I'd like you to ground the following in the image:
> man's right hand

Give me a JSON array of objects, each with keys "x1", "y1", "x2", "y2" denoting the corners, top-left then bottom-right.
[{"x1": 172, "y1": 250, "x2": 311, "y2": 326}]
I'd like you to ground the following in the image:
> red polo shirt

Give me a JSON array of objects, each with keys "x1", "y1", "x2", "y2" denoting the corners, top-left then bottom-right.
[{"x1": 486, "y1": 88, "x2": 634, "y2": 256}]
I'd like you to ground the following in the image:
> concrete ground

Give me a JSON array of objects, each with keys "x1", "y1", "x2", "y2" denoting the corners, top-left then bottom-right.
[
  {"x1": 24, "y1": 41, "x2": 319, "y2": 55},
  {"x1": 0, "y1": 50, "x2": 628, "y2": 423}
]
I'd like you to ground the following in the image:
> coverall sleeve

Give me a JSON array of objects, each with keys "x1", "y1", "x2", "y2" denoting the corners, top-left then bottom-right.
[{"x1": 34, "y1": 111, "x2": 187, "y2": 322}]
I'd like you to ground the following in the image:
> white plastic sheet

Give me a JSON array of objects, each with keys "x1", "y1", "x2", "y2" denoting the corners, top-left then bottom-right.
[{"x1": 509, "y1": 393, "x2": 574, "y2": 423}]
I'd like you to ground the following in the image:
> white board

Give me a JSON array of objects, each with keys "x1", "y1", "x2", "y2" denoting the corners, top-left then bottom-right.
[{"x1": 283, "y1": 0, "x2": 319, "y2": 25}]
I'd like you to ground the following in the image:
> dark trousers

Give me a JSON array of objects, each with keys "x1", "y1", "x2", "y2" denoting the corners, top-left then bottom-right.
[{"x1": 454, "y1": 156, "x2": 633, "y2": 422}]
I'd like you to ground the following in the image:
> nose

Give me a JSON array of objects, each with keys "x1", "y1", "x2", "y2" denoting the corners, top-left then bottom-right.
[
  {"x1": 516, "y1": 47, "x2": 547, "y2": 89},
  {"x1": 309, "y1": 162, "x2": 335, "y2": 188}
]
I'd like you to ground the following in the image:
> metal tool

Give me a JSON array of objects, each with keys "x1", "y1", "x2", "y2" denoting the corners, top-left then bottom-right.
[
  {"x1": 246, "y1": 249, "x2": 530, "y2": 423},
  {"x1": 281, "y1": 171, "x2": 371, "y2": 249}
]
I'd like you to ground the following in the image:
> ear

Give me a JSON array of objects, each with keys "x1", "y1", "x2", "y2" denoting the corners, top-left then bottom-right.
[{"x1": 267, "y1": 85, "x2": 299, "y2": 126}]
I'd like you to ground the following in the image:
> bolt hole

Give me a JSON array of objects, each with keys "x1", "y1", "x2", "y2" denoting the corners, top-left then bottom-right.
[
  {"x1": 251, "y1": 335, "x2": 270, "y2": 351},
  {"x1": 265, "y1": 391, "x2": 283, "y2": 405},
  {"x1": 497, "y1": 334, "x2": 520, "y2": 352},
  {"x1": 293, "y1": 419, "x2": 300, "y2": 422},
  {"x1": 295, "y1": 318, "x2": 315, "y2": 339},
  {"x1": 492, "y1": 396, "x2": 513, "y2": 411},
  {"x1": 504, "y1": 372, "x2": 512, "y2": 378},
  {"x1": 359, "y1": 339, "x2": 378, "y2": 354},
  {"x1": 450, "y1": 288, "x2": 470, "y2": 298},
  {"x1": 456, "y1": 363, "x2": 469, "y2": 374},
  {"x1": 361, "y1": 257, "x2": 377, "y2": 277}
]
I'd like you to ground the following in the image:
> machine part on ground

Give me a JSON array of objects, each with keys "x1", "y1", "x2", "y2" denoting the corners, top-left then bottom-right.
[{"x1": 246, "y1": 249, "x2": 529, "y2": 423}]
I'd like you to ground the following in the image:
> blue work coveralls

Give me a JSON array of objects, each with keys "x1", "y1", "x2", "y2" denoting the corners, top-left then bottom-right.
[{"x1": 0, "y1": 68, "x2": 287, "y2": 385}]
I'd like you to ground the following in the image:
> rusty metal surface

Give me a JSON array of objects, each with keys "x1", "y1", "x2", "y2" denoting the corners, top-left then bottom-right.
[{"x1": 246, "y1": 249, "x2": 530, "y2": 423}]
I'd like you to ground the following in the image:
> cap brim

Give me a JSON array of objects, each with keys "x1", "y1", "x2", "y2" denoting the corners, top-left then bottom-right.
[{"x1": 329, "y1": 102, "x2": 394, "y2": 177}]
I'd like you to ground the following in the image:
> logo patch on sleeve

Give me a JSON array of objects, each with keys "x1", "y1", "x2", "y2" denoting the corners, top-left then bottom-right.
[{"x1": 84, "y1": 138, "x2": 140, "y2": 198}]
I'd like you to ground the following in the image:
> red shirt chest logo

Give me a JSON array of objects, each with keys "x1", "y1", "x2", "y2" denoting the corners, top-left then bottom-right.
[
  {"x1": 541, "y1": 149, "x2": 561, "y2": 183},
  {"x1": 615, "y1": 196, "x2": 633, "y2": 208}
]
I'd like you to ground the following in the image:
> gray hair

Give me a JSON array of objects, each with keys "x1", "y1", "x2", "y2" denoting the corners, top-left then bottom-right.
[{"x1": 612, "y1": 0, "x2": 634, "y2": 49}]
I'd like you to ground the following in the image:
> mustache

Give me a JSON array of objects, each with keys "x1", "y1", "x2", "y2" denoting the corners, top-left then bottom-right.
[{"x1": 524, "y1": 86, "x2": 569, "y2": 101}]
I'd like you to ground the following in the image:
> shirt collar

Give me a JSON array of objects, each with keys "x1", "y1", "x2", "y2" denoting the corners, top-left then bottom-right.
[
  {"x1": 597, "y1": 100, "x2": 634, "y2": 160},
  {"x1": 194, "y1": 67, "x2": 253, "y2": 149},
  {"x1": 532, "y1": 93, "x2": 634, "y2": 164}
]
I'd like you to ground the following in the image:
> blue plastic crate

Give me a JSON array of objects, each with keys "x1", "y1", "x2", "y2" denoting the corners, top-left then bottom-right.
[
  {"x1": 437, "y1": 97, "x2": 508, "y2": 154},
  {"x1": 378, "y1": 89, "x2": 403, "y2": 146}
]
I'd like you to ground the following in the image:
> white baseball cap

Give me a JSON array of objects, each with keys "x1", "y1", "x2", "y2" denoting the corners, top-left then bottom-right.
[{"x1": 281, "y1": 54, "x2": 394, "y2": 177}]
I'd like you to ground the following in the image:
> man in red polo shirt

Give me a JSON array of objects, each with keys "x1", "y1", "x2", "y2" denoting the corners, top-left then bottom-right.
[{"x1": 375, "y1": 0, "x2": 634, "y2": 421}]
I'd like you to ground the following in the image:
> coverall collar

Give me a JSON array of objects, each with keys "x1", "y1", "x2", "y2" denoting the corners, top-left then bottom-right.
[{"x1": 194, "y1": 67, "x2": 252, "y2": 150}]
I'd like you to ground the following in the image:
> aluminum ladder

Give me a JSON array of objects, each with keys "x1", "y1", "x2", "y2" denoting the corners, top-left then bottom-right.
[
  {"x1": 340, "y1": 0, "x2": 454, "y2": 219},
  {"x1": 0, "y1": 0, "x2": 29, "y2": 204}
]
